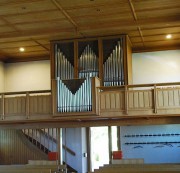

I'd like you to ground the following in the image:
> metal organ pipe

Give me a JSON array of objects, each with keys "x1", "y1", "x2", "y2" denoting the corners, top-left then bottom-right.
[
  {"x1": 55, "y1": 44, "x2": 96, "y2": 113},
  {"x1": 57, "y1": 77, "x2": 92, "y2": 113},
  {"x1": 78, "y1": 44, "x2": 99, "y2": 78},
  {"x1": 103, "y1": 41, "x2": 124, "y2": 86}
]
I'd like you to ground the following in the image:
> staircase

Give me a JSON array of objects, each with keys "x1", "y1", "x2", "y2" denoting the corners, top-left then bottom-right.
[{"x1": 22, "y1": 128, "x2": 77, "y2": 173}]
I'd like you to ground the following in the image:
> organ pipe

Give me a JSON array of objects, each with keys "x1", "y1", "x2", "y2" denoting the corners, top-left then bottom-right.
[
  {"x1": 78, "y1": 44, "x2": 99, "y2": 78},
  {"x1": 57, "y1": 77, "x2": 92, "y2": 113},
  {"x1": 103, "y1": 40, "x2": 124, "y2": 86}
]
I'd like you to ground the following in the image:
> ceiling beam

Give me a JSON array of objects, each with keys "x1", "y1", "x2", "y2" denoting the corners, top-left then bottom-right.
[
  {"x1": 0, "y1": 116, "x2": 180, "y2": 129},
  {"x1": 127, "y1": 0, "x2": 145, "y2": 46},
  {"x1": 51, "y1": 0, "x2": 84, "y2": 37}
]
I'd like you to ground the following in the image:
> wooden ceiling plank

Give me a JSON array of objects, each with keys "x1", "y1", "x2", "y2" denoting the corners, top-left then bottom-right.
[
  {"x1": 127, "y1": 0, "x2": 145, "y2": 46},
  {"x1": 57, "y1": 0, "x2": 128, "y2": 10},
  {"x1": 0, "y1": 16, "x2": 20, "y2": 32},
  {"x1": 51, "y1": 0, "x2": 84, "y2": 37},
  {"x1": 31, "y1": 39, "x2": 50, "y2": 52}
]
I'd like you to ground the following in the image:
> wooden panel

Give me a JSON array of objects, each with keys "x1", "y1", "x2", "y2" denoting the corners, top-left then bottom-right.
[
  {"x1": 0, "y1": 0, "x2": 57, "y2": 16},
  {"x1": 57, "y1": 0, "x2": 127, "y2": 9},
  {"x1": 100, "y1": 91, "x2": 124, "y2": 111},
  {"x1": 0, "y1": 129, "x2": 47, "y2": 164},
  {"x1": 29, "y1": 95, "x2": 51, "y2": 115},
  {"x1": 4, "y1": 10, "x2": 65, "y2": 24},
  {"x1": 67, "y1": 4, "x2": 132, "y2": 20},
  {"x1": 133, "y1": 0, "x2": 180, "y2": 10},
  {"x1": 157, "y1": 88, "x2": 180, "y2": 108},
  {"x1": 128, "y1": 90, "x2": 153, "y2": 110},
  {"x1": 5, "y1": 96, "x2": 26, "y2": 116},
  {"x1": 15, "y1": 20, "x2": 73, "y2": 31}
]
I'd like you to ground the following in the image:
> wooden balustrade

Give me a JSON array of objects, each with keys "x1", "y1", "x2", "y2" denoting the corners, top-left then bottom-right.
[
  {"x1": 98, "y1": 82, "x2": 180, "y2": 117},
  {"x1": 0, "y1": 82, "x2": 180, "y2": 125},
  {"x1": 0, "y1": 90, "x2": 52, "y2": 121}
]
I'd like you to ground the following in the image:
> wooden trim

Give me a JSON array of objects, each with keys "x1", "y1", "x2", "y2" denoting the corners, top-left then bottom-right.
[
  {"x1": 1, "y1": 94, "x2": 5, "y2": 120},
  {"x1": 0, "y1": 90, "x2": 51, "y2": 95},
  {"x1": 91, "y1": 77, "x2": 101, "y2": 115},
  {"x1": 124, "y1": 85, "x2": 128, "y2": 115},
  {"x1": 50, "y1": 42, "x2": 55, "y2": 80},
  {"x1": 26, "y1": 92, "x2": 30, "y2": 119},
  {"x1": 98, "y1": 38, "x2": 103, "y2": 86},
  {"x1": 98, "y1": 82, "x2": 180, "y2": 90},
  {"x1": 128, "y1": 0, "x2": 137, "y2": 21},
  {"x1": 126, "y1": 35, "x2": 133, "y2": 85},
  {"x1": 153, "y1": 84, "x2": 157, "y2": 114},
  {"x1": 51, "y1": 0, "x2": 78, "y2": 29},
  {"x1": 51, "y1": 79, "x2": 57, "y2": 115},
  {"x1": 51, "y1": 34, "x2": 125, "y2": 44}
]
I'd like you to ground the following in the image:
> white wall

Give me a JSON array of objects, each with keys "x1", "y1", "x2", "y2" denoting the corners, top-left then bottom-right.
[
  {"x1": 0, "y1": 62, "x2": 5, "y2": 92},
  {"x1": 121, "y1": 125, "x2": 180, "y2": 163},
  {"x1": 132, "y1": 50, "x2": 180, "y2": 84},
  {"x1": 5, "y1": 60, "x2": 50, "y2": 92},
  {"x1": 63, "y1": 128, "x2": 87, "y2": 173}
]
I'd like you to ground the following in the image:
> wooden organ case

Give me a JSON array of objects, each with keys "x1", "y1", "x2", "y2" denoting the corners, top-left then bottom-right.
[{"x1": 51, "y1": 35, "x2": 132, "y2": 117}]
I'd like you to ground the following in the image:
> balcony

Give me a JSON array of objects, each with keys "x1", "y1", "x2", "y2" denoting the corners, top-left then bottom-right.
[{"x1": 0, "y1": 81, "x2": 180, "y2": 127}]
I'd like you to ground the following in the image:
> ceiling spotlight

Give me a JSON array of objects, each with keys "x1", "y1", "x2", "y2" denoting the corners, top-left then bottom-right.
[
  {"x1": 166, "y1": 34, "x2": 172, "y2": 39},
  {"x1": 19, "y1": 47, "x2": 25, "y2": 52}
]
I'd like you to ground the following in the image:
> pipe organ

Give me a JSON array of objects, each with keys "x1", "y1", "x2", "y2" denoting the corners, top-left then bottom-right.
[{"x1": 52, "y1": 35, "x2": 132, "y2": 115}]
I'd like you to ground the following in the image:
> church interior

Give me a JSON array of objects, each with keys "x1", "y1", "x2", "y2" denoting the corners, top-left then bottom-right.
[{"x1": 0, "y1": 0, "x2": 180, "y2": 173}]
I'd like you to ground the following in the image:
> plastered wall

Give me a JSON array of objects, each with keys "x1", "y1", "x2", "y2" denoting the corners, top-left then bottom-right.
[
  {"x1": 4, "y1": 60, "x2": 50, "y2": 92},
  {"x1": 132, "y1": 50, "x2": 180, "y2": 84},
  {"x1": 121, "y1": 125, "x2": 180, "y2": 163}
]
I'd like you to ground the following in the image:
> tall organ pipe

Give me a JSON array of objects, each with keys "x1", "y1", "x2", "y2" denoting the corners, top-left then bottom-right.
[
  {"x1": 103, "y1": 41, "x2": 124, "y2": 86},
  {"x1": 57, "y1": 77, "x2": 92, "y2": 113},
  {"x1": 78, "y1": 44, "x2": 99, "y2": 78}
]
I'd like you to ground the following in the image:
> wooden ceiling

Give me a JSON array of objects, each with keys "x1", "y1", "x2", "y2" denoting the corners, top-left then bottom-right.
[{"x1": 0, "y1": 0, "x2": 179, "y2": 62}]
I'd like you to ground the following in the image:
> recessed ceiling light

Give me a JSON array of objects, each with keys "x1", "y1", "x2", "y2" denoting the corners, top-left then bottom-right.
[
  {"x1": 19, "y1": 47, "x2": 25, "y2": 52},
  {"x1": 166, "y1": 34, "x2": 172, "y2": 39}
]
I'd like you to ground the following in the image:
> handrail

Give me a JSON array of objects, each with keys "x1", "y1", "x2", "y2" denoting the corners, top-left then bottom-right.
[
  {"x1": 38, "y1": 129, "x2": 76, "y2": 156},
  {"x1": 98, "y1": 82, "x2": 180, "y2": 90},
  {"x1": 0, "y1": 90, "x2": 51, "y2": 95}
]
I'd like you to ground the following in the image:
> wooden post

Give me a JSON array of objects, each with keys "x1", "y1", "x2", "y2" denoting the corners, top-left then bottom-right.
[
  {"x1": 52, "y1": 79, "x2": 57, "y2": 115},
  {"x1": 124, "y1": 85, "x2": 128, "y2": 115},
  {"x1": 50, "y1": 42, "x2": 56, "y2": 80},
  {"x1": 1, "y1": 94, "x2": 5, "y2": 120},
  {"x1": 91, "y1": 77, "x2": 101, "y2": 115},
  {"x1": 98, "y1": 38, "x2": 103, "y2": 86},
  {"x1": 153, "y1": 84, "x2": 157, "y2": 114},
  {"x1": 26, "y1": 92, "x2": 30, "y2": 119}
]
